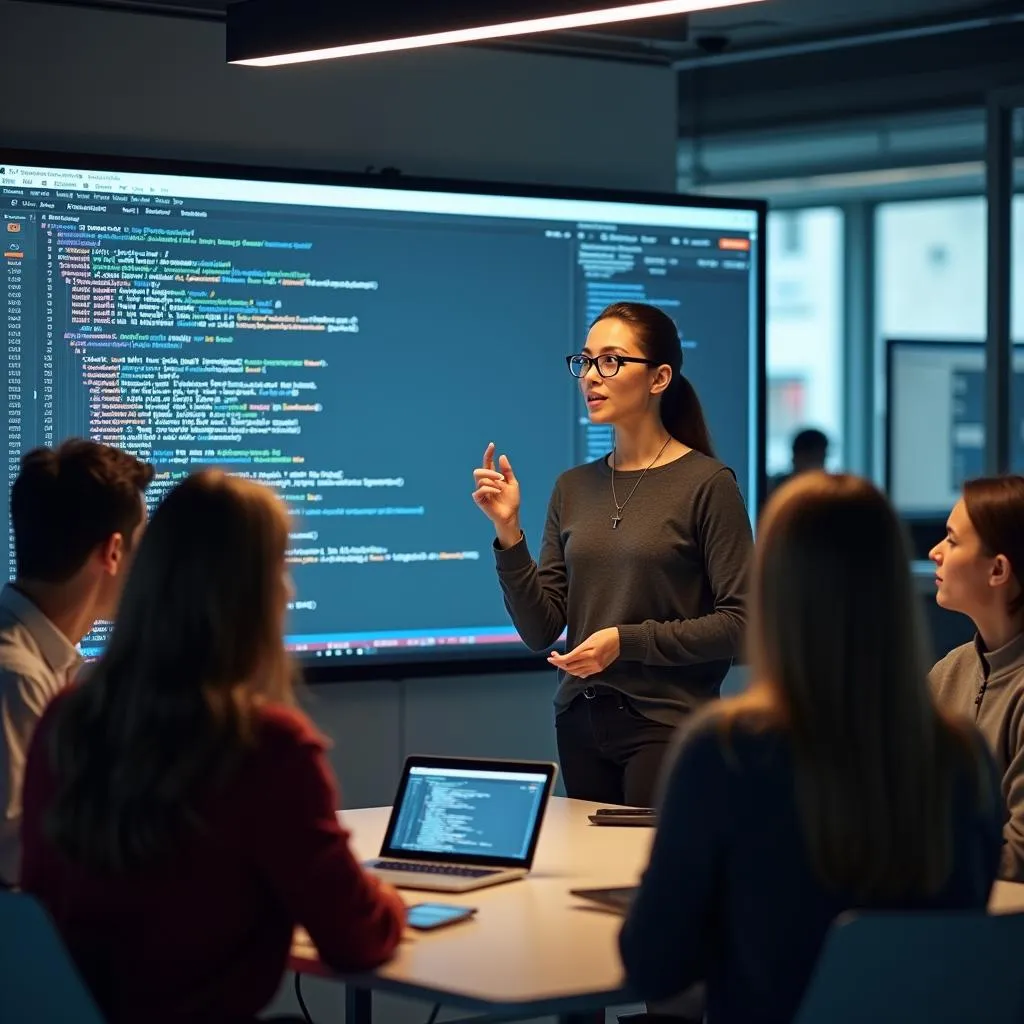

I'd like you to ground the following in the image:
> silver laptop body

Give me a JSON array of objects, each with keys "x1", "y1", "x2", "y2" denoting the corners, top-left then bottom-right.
[{"x1": 365, "y1": 755, "x2": 558, "y2": 893}]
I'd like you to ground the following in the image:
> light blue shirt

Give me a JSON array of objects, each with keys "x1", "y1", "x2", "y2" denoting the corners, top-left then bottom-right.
[{"x1": 0, "y1": 584, "x2": 82, "y2": 885}]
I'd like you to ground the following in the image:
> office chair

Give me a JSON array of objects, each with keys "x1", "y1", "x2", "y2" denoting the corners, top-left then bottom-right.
[
  {"x1": 794, "y1": 910, "x2": 1024, "y2": 1024},
  {"x1": 0, "y1": 889, "x2": 108, "y2": 1023}
]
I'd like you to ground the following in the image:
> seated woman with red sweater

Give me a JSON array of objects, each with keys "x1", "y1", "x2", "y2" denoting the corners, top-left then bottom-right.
[{"x1": 19, "y1": 470, "x2": 405, "y2": 1024}]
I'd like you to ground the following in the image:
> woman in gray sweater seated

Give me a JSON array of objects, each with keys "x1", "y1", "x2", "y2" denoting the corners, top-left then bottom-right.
[
  {"x1": 620, "y1": 472, "x2": 1001, "y2": 1024},
  {"x1": 929, "y1": 474, "x2": 1024, "y2": 881}
]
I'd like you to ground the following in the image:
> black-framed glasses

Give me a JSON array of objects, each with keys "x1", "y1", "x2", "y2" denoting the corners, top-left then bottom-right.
[{"x1": 565, "y1": 353, "x2": 658, "y2": 378}]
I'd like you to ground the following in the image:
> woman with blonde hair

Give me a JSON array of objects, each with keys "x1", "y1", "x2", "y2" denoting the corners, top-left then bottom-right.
[
  {"x1": 21, "y1": 471, "x2": 405, "y2": 1024},
  {"x1": 620, "y1": 472, "x2": 1001, "y2": 1024}
]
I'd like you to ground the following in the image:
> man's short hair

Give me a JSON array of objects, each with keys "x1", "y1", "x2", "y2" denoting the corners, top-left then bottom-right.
[
  {"x1": 792, "y1": 428, "x2": 829, "y2": 459},
  {"x1": 11, "y1": 439, "x2": 154, "y2": 583}
]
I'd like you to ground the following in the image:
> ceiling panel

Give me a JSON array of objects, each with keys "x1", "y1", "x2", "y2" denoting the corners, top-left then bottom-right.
[
  {"x1": 691, "y1": 0, "x2": 1002, "y2": 43},
  {"x1": 13, "y1": 0, "x2": 1017, "y2": 60}
]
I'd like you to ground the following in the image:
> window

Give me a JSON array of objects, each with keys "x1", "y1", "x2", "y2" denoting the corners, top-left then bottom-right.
[
  {"x1": 876, "y1": 196, "x2": 985, "y2": 546},
  {"x1": 766, "y1": 207, "x2": 844, "y2": 477},
  {"x1": 876, "y1": 194, "x2": 1024, "y2": 556},
  {"x1": 877, "y1": 197, "x2": 987, "y2": 342}
]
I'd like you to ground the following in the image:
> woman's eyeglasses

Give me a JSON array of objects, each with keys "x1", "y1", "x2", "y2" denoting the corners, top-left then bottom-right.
[{"x1": 565, "y1": 353, "x2": 658, "y2": 378}]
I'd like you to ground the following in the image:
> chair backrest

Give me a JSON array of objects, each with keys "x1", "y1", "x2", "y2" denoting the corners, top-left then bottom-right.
[
  {"x1": 0, "y1": 890, "x2": 108, "y2": 1023},
  {"x1": 794, "y1": 911, "x2": 1024, "y2": 1024}
]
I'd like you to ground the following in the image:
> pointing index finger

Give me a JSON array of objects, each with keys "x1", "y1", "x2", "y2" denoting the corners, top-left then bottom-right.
[{"x1": 483, "y1": 441, "x2": 496, "y2": 470}]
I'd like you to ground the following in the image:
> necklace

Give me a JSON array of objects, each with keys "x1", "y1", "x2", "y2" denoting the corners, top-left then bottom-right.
[{"x1": 610, "y1": 436, "x2": 672, "y2": 529}]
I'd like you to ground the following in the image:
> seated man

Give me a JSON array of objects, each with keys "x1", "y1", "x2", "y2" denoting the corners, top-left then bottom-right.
[
  {"x1": 0, "y1": 439, "x2": 152, "y2": 885},
  {"x1": 930, "y1": 475, "x2": 1024, "y2": 881}
]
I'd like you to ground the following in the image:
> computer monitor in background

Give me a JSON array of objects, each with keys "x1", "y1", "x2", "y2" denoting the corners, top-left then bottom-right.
[
  {"x1": 886, "y1": 338, "x2": 1024, "y2": 557},
  {"x1": 0, "y1": 151, "x2": 765, "y2": 676}
]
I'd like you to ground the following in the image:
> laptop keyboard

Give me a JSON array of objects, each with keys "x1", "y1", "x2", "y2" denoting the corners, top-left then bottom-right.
[{"x1": 375, "y1": 860, "x2": 501, "y2": 879}]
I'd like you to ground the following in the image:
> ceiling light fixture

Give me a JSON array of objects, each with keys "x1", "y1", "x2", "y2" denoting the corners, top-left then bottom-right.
[{"x1": 227, "y1": 0, "x2": 767, "y2": 67}]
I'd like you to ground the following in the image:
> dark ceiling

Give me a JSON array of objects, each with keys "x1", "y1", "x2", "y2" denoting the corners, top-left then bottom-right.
[{"x1": 15, "y1": 0, "x2": 1024, "y2": 64}]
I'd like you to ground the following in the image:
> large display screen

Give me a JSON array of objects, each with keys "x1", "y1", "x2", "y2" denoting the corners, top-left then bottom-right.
[{"x1": 0, "y1": 151, "x2": 764, "y2": 673}]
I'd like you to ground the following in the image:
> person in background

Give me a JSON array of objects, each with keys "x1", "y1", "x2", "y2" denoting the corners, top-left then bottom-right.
[
  {"x1": 620, "y1": 473, "x2": 1001, "y2": 1024},
  {"x1": 20, "y1": 471, "x2": 405, "y2": 1024},
  {"x1": 767, "y1": 427, "x2": 829, "y2": 498},
  {"x1": 472, "y1": 301, "x2": 752, "y2": 808},
  {"x1": 929, "y1": 475, "x2": 1024, "y2": 881},
  {"x1": 0, "y1": 439, "x2": 153, "y2": 887}
]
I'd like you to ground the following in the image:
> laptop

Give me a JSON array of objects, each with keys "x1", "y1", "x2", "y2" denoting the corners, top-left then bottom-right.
[
  {"x1": 570, "y1": 886, "x2": 638, "y2": 914},
  {"x1": 364, "y1": 755, "x2": 558, "y2": 893}
]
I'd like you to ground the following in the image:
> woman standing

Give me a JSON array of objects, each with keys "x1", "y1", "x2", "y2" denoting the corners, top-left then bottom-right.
[{"x1": 472, "y1": 302, "x2": 752, "y2": 806}]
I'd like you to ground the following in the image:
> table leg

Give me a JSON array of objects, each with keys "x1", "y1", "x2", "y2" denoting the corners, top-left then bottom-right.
[{"x1": 345, "y1": 985, "x2": 372, "y2": 1024}]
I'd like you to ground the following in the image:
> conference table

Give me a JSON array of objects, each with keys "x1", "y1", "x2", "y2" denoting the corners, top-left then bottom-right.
[{"x1": 290, "y1": 797, "x2": 1024, "y2": 1024}]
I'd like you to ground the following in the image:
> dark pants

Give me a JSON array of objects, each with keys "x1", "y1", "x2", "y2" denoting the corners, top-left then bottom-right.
[{"x1": 555, "y1": 690, "x2": 679, "y2": 806}]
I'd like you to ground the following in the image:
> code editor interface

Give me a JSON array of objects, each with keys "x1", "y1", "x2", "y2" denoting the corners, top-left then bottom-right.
[{"x1": 1, "y1": 162, "x2": 759, "y2": 662}]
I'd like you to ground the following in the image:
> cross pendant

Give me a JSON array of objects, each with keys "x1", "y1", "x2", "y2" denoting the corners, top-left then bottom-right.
[{"x1": 611, "y1": 513, "x2": 622, "y2": 529}]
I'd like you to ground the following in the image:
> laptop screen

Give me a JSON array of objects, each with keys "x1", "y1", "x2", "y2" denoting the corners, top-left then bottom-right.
[{"x1": 381, "y1": 759, "x2": 555, "y2": 867}]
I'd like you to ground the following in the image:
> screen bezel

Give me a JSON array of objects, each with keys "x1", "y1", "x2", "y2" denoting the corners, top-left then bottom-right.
[
  {"x1": 0, "y1": 146, "x2": 768, "y2": 685},
  {"x1": 378, "y1": 755, "x2": 558, "y2": 868}
]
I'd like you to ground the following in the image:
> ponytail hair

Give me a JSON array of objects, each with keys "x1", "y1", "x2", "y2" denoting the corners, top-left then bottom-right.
[
  {"x1": 662, "y1": 373, "x2": 715, "y2": 458},
  {"x1": 591, "y1": 302, "x2": 715, "y2": 457}
]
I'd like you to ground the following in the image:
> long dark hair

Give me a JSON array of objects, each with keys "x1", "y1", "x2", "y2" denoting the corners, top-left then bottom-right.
[
  {"x1": 46, "y1": 471, "x2": 297, "y2": 873},
  {"x1": 591, "y1": 301, "x2": 715, "y2": 457},
  {"x1": 731, "y1": 472, "x2": 988, "y2": 899},
  {"x1": 963, "y1": 475, "x2": 1024, "y2": 614}
]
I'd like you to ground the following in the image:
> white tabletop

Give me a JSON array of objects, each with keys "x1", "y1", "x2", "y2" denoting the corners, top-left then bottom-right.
[
  {"x1": 293, "y1": 797, "x2": 650, "y2": 1013},
  {"x1": 292, "y1": 797, "x2": 1024, "y2": 1013}
]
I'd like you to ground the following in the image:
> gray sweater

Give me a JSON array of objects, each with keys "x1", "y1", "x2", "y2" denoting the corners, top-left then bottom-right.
[
  {"x1": 494, "y1": 451, "x2": 752, "y2": 724},
  {"x1": 930, "y1": 631, "x2": 1024, "y2": 881}
]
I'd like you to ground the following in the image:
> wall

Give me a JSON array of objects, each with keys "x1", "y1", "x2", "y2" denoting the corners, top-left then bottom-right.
[
  {"x1": 676, "y1": 20, "x2": 1024, "y2": 137},
  {"x1": 0, "y1": 1, "x2": 677, "y2": 192}
]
